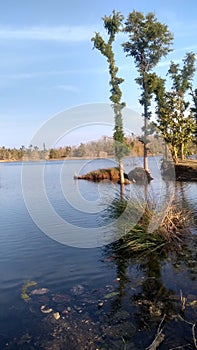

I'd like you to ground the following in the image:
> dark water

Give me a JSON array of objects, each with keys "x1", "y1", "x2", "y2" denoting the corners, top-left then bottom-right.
[{"x1": 0, "y1": 158, "x2": 196, "y2": 349}]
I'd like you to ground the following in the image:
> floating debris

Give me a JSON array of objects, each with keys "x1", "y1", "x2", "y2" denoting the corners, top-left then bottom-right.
[
  {"x1": 62, "y1": 306, "x2": 72, "y2": 315},
  {"x1": 188, "y1": 300, "x2": 197, "y2": 307},
  {"x1": 71, "y1": 284, "x2": 85, "y2": 295},
  {"x1": 21, "y1": 280, "x2": 37, "y2": 301},
  {"x1": 31, "y1": 288, "x2": 49, "y2": 295},
  {"x1": 41, "y1": 305, "x2": 53, "y2": 314},
  {"x1": 98, "y1": 301, "x2": 104, "y2": 309},
  {"x1": 53, "y1": 312, "x2": 61, "y2": 320},
  {"x1": 104, "y1": 291, "x2": 119, "y2": 299}
]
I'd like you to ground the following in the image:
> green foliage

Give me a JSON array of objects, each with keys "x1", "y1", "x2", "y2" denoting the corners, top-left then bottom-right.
[
  {"x1": 92, "y1": 11, "x2": 127, "y2": 164},
  {"x1": 156, "y1": 92, "x2": 195, "y2": 161},
  {"x1": 154, "y1": 52, "x2": 196, "y2": 161},
  {"x1": 122, "y1": 11, "x2": 173, "y2": 171},
  {"x1": 103, "y1": 10, "x2": 124, "y2": 42},
  {"x1": 119, "y1": 226, "x2": 165, "y2": 254},
  {"x1": 190, "y1": 88, "x2": 197, "y2": 143},
  {"x1": 122, "y1": 11, "x2": 173, "y2": 73},
  {"x1": 168, "y1": 52, "x2": 196, "y2": 95},
  {"x1": 91, "y1": 11, "x2": 124, "y2": 107}
]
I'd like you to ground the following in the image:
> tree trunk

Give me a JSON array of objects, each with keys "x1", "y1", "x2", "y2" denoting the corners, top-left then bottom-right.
[
  {"x1": 119, "y1": 159, "x2": 125, "y2": 198},
  {"x1": 164, "y1": 143, "x2": 168, "y2": 160},
  {"x1": 172, "y1": 146, "x2": 178, "y2": 164},
  {"x1": 180, "y1": 143, "x2": 184, "y2": 160},
  {"x1": 143, "y1": 107, "x2": 149, "y2": 173}
]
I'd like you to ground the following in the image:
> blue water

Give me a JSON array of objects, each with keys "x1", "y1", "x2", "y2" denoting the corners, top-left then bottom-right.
[{"x1": 0, "y1": 158, "x2": 196, "y2": 349}]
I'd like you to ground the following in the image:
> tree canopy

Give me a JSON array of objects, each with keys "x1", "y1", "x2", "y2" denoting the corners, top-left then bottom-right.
[{"x1": 122, "y1": 11, "x2": 173, "y2": 171}]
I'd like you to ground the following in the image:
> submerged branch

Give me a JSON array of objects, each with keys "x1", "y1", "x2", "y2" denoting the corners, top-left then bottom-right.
[
  {"x1": 146, "y1": 314, "x2": 166, "y2": 350},
  {"x1": 177, "y1": 314, "x2": 197, "y2": 349}
]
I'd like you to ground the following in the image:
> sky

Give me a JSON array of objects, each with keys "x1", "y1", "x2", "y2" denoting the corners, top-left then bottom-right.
[{"x1": 0, "y1": 0, "x2": 197, "y2": 148}]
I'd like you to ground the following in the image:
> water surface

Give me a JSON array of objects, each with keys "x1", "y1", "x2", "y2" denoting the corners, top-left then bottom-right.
[{"x1": 0, "y1": 159, "x2": 196, "y2": 349}]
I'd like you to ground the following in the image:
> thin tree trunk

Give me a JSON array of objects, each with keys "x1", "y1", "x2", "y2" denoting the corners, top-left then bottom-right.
[
  {"x1": 164, "y1": 143, "x2": 168, "y2": 160},
  {"x1": 173, "y1": 146, "x2": 178, "y2": 164},
  {"x1": 142, "y1": 73, "x2": 150, "y2": 174},
  {"x1": 119, "y1": 159, "x2": 125, "y2": 198},
  {"x1": 143, "y1": 108, "x2": 149, "y2": 173},
  {"x1": 180, "y1": 143, "x2": 184, "y2": 160}
]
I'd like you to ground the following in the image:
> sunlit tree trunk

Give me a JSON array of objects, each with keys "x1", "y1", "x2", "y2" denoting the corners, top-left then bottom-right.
[
  {"x1": 119, "y1": 159, "x2": 125, "y2": 199},
  {"x1": 143, "y1": 145, "x2": 149, "y2": 172},
  {"x1": 143, "y1": 110, "x2": 149, "y2": 173},
  {"x1": 172, "y1": 146, "x2": 178, "y2": 164},
  {"x1": 180, "y1": 143, "x2": 184, "y2": 160}
]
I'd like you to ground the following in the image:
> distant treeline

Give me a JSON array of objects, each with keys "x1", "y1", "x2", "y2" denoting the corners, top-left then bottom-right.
[{"x1": 0, "y1": 135, "x2": 195, "y2": 161}]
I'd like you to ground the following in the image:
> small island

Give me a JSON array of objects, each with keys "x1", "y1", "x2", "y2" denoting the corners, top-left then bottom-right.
[{"x1": 75, "y1": 166, "x2": 154, "y2": 184}]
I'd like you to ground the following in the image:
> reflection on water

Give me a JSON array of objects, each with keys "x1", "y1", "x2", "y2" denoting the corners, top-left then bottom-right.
[
  {"x1": 0, "y1": 159, "x2": 196, "y2": 349},
  {"x1": 103, "y1": 235, "x2": 197, "y2": 349},
  {"x1": 176, "y1": 181, "x2": 197, "y2": 229}
]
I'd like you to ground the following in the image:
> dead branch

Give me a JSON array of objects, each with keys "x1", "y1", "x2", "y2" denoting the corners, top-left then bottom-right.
[
  {"x1": 169, "y1": 344, "x2": 192, "y2": 350},
  {"x1": 180, "y1": 289, "x2": 187, "y2": 312},
  {"x1": 177, "y1": 314, "x2": 197, "y2": 349},
  {"x1": 146, "y1": 314, "x2": 166, "y2": 350}
]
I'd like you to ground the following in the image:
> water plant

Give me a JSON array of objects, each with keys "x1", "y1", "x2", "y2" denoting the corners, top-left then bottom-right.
[
  {"x1": 105, "y1": 191, "x2": 192, "y2": 255},
  {"x1": 21, "y1": 280, "x2": 37, "y2": 301}
]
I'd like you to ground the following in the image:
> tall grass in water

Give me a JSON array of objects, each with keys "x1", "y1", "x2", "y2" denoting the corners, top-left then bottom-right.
[{"x1": 105, "y1": 187, "x2": 192, "y2": 254}]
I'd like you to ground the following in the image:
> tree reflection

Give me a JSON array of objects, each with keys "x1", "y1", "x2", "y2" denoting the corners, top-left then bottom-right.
[
  {"x1": 103, "y1": 242, "x2": 175, "y2": 328},
  {"x1": 130, "y1": 252, "x2": 174, "y2": 330},
  {"x1": 175, "y1": 181, "x2": 197, "y2": 226},
  {"x1": 100, "y1": 180, "x2": 197, "y2": 348}
]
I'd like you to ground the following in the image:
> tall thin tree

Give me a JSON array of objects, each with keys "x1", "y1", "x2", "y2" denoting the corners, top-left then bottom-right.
[
  {"x1": 122, "y1": 11, "x2": 173, "y2": 173},
  {"x1": 92, "y1": 11, "x2": 127, "y2": 195}
]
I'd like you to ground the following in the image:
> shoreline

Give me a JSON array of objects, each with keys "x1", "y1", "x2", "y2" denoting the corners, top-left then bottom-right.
[
  {"x1": 0, "y1": 155, "x2": 152, "y2": 163},
  {"x1": 162, "y1": 159, "x2": 197, "y2": 181},
  {"x1": 1, "y1": 158, "x2": 197, "y2": 182}
]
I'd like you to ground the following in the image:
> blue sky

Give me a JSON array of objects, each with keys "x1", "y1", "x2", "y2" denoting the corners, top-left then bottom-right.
[{"x1": 0, "y1": 0, "x2": 197, "y2": 148}]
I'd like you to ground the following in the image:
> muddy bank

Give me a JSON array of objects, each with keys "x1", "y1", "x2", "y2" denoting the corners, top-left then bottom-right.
[{"x1": 162, "y1": 160, "x2": 197, "y2": 181}]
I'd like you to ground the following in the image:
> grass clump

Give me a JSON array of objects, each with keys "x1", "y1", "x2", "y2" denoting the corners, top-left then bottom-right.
[
  {"x1": 118, "y1": 225, "x2": 166, "y2": 254},
  {"x1": 111, "y1": 197, "x2": 191, "y2": 255}
]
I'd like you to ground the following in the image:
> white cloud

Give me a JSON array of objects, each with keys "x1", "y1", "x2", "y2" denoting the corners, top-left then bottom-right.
[
  {"x1": 157, "y1": 58, "x2": 182, "y2": 68},
  {"x1": 55, "y1": 84, "x2": 80, "y2": 93},
  {"x1": 0, "y1": 25, "x2": 98, "y2": 42},
  {"x1": 0, "y1": 66, "x2": 107, "y2": 83}
]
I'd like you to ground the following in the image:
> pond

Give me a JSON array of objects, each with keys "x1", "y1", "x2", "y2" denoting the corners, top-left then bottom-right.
[{"x1": 0, "y1": 158, "x2": 196, "y2": 349}]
